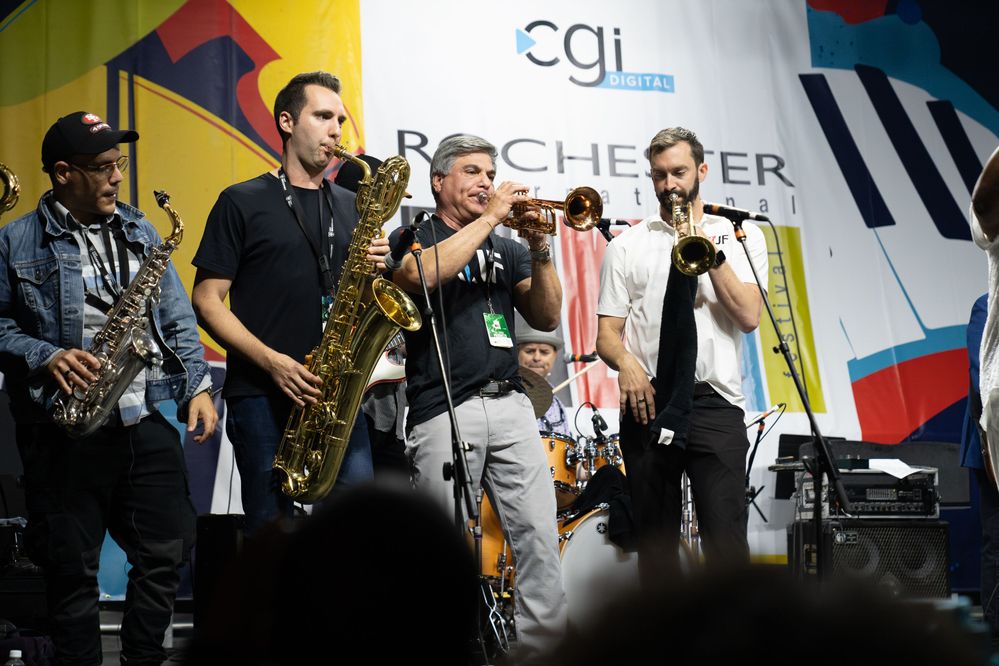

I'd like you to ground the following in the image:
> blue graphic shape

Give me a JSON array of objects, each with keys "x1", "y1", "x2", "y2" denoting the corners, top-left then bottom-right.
[
  {"x1": 516, "y1": 28, "x2": 535, "y2": 54},
  {"x1": 799, "y1": 73, "x2": 895, "y2": 230},
  {"x1": 844, "y1": 226, "x2": 965, "y2": 383},
  {"x1": 597, "y1": 71, "x2": 674, "y2": 93},
  {"x1": 928, "y1": 100, "x2": 984, "y2": 194},
  {"x1": 806, "y1": 6, "x2": 999, "y2": 137},
  {"x1": 855, "y1": 64, "x2": 970, "y2": 241},
  {"x1": 846, "y1": 324, "x2": 965, "y2": 382},
  {"x1": 740, "y1": 330, "x2": 766, "y2": 412}
]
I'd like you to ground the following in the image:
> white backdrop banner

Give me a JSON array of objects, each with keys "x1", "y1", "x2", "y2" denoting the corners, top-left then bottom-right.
[{"x1": 360, "y1": 0, "x2": 995, "y2": 555}]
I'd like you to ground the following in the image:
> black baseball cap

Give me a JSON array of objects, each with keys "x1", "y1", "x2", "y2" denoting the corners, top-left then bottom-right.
[
  {"x1": 41, "y1": 111, "x2": 139, "y2": 172},
  {"x1": 334, "y1": 153, "x2": 412, "y2": 198}
]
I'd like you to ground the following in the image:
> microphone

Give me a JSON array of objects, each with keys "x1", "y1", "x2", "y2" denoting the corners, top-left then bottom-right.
[
  {"x1": 564, "y1": 351, "x2": 599, "y2": 363},
  {"x1": 703, "y1": 202, "x2": 770, "y2": 222},
  {"x1": 384, "y1": 227, "x2": 415, "y2": 272},
  {"x1": 598, "y1": 218, "x2": 632, "y2": 227},
  {"x1": 591, "y1": 410, "x2": 608, "y2": 437},
  {"x1": 477, "y1": 192, "x2": 489, "y2": 205},
  {"x1": 412, "y1": 211, "x2": 431, "y2": 228},
  {"x1": 745, "y1": 403, "x2": 786, "y2": 428}
]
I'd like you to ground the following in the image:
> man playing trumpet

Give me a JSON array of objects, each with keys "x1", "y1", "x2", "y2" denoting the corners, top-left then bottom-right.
[
  {"x1": 596, "y1": 127, "x2": 768, "y2": 574},
  {"x1": 389, "y1": 135, "x2": 567, "y2": 654}
]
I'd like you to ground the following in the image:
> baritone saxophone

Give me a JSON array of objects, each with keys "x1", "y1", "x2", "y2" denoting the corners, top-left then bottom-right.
[{"x1": 274, "y1": 149, "x2": 422, "y2": 503}]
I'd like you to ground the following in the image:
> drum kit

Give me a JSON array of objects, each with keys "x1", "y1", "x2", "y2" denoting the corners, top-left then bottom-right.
[
  {"x1": 472, "y1": 370, "x2": 700, "y2": 647},
  {"x1": 474, "y1": 428, "x2": 640, "y2": 630}
]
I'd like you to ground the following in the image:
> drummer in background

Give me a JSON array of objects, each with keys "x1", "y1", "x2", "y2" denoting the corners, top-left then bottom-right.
[{"x1": 517, "y1": 323, "x2": 570, "y2": 436}]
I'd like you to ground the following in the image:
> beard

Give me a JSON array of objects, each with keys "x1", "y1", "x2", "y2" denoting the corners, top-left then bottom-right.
[{"x1": 656, "y1": 178, "x2": 700, "y2": 208}]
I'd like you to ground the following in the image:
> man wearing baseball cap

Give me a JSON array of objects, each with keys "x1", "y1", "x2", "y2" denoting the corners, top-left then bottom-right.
[
  {"x1": 0, "y1": 111, "x2": 216, "y2": 664},
  {"x1": 517, "y1": 322, "x2": 569, "y2": 436}
]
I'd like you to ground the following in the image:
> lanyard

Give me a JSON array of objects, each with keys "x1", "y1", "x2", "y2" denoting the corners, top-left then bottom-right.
[
  {"x1": 81, "y1": 222, "x2": 130, "y2": 313},
  {"x1": 483, "y1": 235, "x2": 496, "y2": 313},
  {"x1": 278, "y1": 168, "x2": 336, "y2": 295}
]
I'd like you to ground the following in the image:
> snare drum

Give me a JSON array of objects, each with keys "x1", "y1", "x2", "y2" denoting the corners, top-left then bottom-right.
[
  {"x1": 576, "y1": 434, "x2": 627, "y2": 486},
  {"x1": 541, "y1": 431, "x2": 580, "y2": 508},
  {"x1": 558, "y1": 506, "x2": 640, "y2": 626}
]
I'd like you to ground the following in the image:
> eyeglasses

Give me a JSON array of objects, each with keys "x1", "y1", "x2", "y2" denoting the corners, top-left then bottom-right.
[{"x1": 69, "y1": 155, "x2": 129, "y2": 179}]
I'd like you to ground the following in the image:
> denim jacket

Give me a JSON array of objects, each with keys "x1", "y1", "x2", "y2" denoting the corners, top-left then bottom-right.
[{"x1": 0, "y1": 191, "x2": 210, "y2": 423}]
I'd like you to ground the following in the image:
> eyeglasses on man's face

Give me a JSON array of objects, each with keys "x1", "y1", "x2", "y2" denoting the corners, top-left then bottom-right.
[{"x1": 69, "y1": 155, "x2": 129, "y2": 179}]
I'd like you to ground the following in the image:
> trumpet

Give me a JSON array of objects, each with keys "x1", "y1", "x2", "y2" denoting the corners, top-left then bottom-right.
[
  {"x1": 1, "y1": 162, "x2": 20, "y2": 220},
  {"x1": 670, "y1": 192, "x2": 716, "y2": 276},
  {"x1": 480, "y1": 186, "x2": 603, "y2": 235}
]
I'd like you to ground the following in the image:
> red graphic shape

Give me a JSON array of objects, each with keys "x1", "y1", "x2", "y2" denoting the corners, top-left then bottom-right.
[
  {"x1": 852, "y1": 348, "x2": 968, "y2": 443},
  {"x1": 156, "y1": 0, "x2": 282, "y2": 154},
  {"x1": 807, "y1": 0, "x2": 890, "y2": 25}
]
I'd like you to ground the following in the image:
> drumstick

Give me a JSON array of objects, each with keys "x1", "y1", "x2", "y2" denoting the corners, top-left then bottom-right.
[{"x1": 552, "y1": 358, "x2": 604, "y2": 393}]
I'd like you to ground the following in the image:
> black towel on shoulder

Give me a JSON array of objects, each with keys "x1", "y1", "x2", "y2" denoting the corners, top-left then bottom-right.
[{"x1": 647, "y1": 263, "x2": 698, "y2": 449}]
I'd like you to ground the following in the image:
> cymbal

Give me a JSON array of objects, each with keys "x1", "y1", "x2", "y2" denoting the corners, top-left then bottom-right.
[{"x1": 517, "y1": 366, "x2": 553, "y2": 418}]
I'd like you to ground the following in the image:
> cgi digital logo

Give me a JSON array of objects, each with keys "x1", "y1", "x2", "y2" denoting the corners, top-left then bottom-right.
[{"x1": 516, "y1": 20, "x2": 674, "y2": 93}]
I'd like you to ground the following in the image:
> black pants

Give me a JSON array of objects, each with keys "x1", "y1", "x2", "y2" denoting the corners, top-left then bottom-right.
[
  {"x1": 16, "y1": 412, "x2": 196, "y2": 666},
  {"x1": 619, "y1": 390, "x2": 750, "y2": 577},
  {"x1": 976, "y1": 468, "x2": 999, "y2": 640}
]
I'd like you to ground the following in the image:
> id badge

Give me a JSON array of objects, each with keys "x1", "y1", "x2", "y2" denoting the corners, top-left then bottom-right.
[
  {"x1": 483, "y1": 312, "x2": 513, "y2": 348},
  {"x1": 321, "y1": 294, "x2": 333, "y2": 334}
]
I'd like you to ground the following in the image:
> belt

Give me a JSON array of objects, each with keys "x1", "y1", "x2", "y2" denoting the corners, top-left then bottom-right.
[
  {"x1": 478, "y1": 379, "x2": 516, "y2": 397},
  {"x1": 693, "y1": 381, "x2": 715, "y2": 397}
]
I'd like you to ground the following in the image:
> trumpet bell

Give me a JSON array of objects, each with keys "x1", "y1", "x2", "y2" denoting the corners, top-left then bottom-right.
[
  {"x1": 668, "y1": 192, "x2": 715, "y2": 276},
  {"x1": 563, "y1": 186, "x2": 602, "y2": 231},
  {"x1": 508, "y1": 186, "x2": 603, "y2": 235},
  {"x1": 672, "y1": 235, "x2": 716, "y2": 276}
]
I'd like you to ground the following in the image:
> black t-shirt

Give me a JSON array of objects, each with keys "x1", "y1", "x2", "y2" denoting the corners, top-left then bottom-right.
[
  {"x1": 394, "y1": 215, "x2": 532, "y2": 428},
  {"x1": 192, "y1": 173, "x2": 358, "y2": 398}
]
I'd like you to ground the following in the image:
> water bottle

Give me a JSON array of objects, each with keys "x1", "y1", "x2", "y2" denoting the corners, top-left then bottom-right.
[{"x1": 3, "y1": 649, "x2": 25, "y2": 666}]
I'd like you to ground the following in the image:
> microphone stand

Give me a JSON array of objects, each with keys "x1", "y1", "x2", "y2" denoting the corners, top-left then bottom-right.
[
  {"x1": 728, "y1": 216, "x2": 850, "y2": 580},
  {"x1": 407, "y1": 220, "x2": 498, "y2": 658},
  {"x1": 745, "y1": 418, "x2": 769, "y2": 523},
  {"x1": 596, "y1": 218, "x2": 615, "y2": 243}
]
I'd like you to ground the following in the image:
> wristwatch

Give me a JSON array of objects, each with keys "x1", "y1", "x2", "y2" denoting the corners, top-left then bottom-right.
[
  {"x1": 713, "y1": 250, "x2": 727, "y2": 269},
  {"x1": 530, "y1": 244, "x2": 552, "y2": 263}
]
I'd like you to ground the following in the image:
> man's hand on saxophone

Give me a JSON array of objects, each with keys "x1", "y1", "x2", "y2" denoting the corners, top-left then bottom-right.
[
  {"x1": 47, "y1": 348, "x2": 100, "y2": 395},
  {"x1": 264, "y1": 349, "x2": 323, "y2": 408},
  {"x1": 365, "y1": 235, "x2": 391, "y2": 272}
]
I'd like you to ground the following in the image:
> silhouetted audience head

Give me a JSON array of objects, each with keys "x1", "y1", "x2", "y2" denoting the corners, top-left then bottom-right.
[
  {"x1": 536, "y1": 566, "x2": 983, "y2": 666},
  {"x1": 188, "y1": 481, "x2": 477, "y2": 664}
]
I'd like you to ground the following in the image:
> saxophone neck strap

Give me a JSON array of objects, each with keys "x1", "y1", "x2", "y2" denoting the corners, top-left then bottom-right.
[
  {"x1": 81, "y1": 220, "x2": 130, "y2": 312},
  {"x1": 278, "y1": 167, "x2": 336, "y2": 295}
]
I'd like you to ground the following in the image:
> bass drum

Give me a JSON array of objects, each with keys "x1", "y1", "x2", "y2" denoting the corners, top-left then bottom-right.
[{"x1": 557, "y1": 507, "x2": 640, "y2": 627}]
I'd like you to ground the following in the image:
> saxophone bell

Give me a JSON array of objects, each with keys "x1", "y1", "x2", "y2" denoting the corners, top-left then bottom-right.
[{"x1": 1, "y1": 162, "x2": 21, "y2": 220}]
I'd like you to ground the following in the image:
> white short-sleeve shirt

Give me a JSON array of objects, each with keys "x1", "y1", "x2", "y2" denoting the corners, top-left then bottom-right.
[
  {"x1": 597, "y1": 212, "x2": 768, "y2": 412},
  {"x1": 971, "y1": 206, "x2": 999, "y2": 445}
]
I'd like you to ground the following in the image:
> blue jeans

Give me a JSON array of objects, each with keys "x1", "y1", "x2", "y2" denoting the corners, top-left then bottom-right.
[{"x1": 225, "y1": 395, "x2": 373, "y2": 534}]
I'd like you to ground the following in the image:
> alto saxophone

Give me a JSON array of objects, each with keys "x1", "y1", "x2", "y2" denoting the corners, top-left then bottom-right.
[
  {"x1": 0, "y1": 161, "x2": 20, "y2": 220},
  {"x1": 274, "y1": 149, "x2": 422, "y2": 503},
  {"x1": 53, "y1": 191, "x2": 184, "y2": 437}
]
